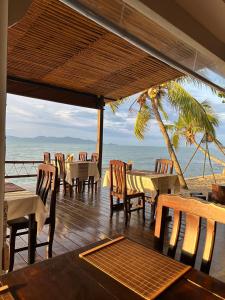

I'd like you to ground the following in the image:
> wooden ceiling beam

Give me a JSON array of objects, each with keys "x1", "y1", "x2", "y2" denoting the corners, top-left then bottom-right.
[{"x1": 7, "y1": 77, "x2": 103, "y2": 109}]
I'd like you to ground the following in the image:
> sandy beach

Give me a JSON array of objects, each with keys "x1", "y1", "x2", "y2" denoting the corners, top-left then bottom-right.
[{"x1": 185, "y1": 174, "x2": 225, "y2": 196}]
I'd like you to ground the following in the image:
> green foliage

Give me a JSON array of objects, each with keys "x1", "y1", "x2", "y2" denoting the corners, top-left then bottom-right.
[
  {"x1": 108, "y1": 76, "x2": 220, "y2": 143},
  {"x1": 134, "y1": 103, "x2": 151, "y2": 140},
  {"x1": 167, "y1": 82, "x2": 218, "y2": 137}
]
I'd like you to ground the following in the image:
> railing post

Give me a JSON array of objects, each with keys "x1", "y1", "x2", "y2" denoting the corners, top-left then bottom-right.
[
  {"x1": 96, "y1": 97, "x2": 104, "y2": 177},
  {"x1": 0, "y1": 0, "x2": 8, "y2": 273}
]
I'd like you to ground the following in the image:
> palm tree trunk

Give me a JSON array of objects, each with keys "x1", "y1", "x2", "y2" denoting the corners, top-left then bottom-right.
[
  {"x1": 192, "y1": 138, "x2": 225, "y2": 167},
  {"x1": 151, "y1": 99, "x2": 188, "y2": 189}
]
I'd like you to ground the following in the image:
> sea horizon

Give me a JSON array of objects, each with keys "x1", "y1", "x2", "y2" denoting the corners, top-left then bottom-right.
[{"x1": 6, "y1": 136, "x2": 224, "y2": 185}]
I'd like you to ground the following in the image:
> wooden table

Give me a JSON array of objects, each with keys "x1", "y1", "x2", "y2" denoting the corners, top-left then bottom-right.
[
  {"x1": 1, "y1": 239, "x2": 225, "y2": 300},
  {"x1": 103, "y1": 170, "x2": 180, "y2": 199},
  {"x1": 65, "y1": 161, "x2": 100, "y2": 185}
]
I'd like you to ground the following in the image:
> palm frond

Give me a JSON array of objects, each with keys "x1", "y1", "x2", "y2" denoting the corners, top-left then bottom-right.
[
  {"x1": 175, "y1": 76, "x2": 218, "y2": 94},
  {"x1": 157, "y1": 98, "x2": 168, "y2": 120},
  {"x1": 107, "y1": 97, "x2": 130, "y2": 113},
  {"x1": 164, "y1": 124, "x2": 175, "y2": 131},
  {"x1": 134, "y1": 104, "x2": 151, "y2": 140},
  {"x1": 172, "y1": 133, "x2": 180, "y2": 150},
  {"x1": 167, "y1": 82, "x2": 218, "y2": 137}
]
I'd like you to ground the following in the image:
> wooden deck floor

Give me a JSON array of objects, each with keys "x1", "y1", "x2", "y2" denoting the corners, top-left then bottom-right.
[{"x1": 10, "y1": 182, "x2": 225, "y2": 283}]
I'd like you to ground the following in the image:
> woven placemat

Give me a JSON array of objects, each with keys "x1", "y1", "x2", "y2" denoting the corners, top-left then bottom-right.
[{"x1": 80, "y1": 236, "x2": 191, "y2": 299}]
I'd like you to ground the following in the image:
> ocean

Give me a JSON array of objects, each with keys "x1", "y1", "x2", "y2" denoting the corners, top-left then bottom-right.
[{"x1": 6, "y1": 140, "x2": 224, "y2": 186}]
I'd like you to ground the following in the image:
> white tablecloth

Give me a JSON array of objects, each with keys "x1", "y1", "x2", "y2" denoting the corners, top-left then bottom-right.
[
  {"x1": 103, "y1": 170, "x2": 180, "y2": 199},
  {"x1": 5, "y1": 190, "x2": 47, "y2": 233},
  {"x1": 65, "y1": 161, "x2": 100, "y2": 185}
]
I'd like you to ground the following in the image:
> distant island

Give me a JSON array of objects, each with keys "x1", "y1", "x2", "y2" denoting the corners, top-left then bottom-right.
[{"x1": 7, "y1": 136, "x2": 96, "y2": 144}]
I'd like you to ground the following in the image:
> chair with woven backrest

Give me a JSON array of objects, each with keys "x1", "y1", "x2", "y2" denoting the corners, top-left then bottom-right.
[
  {"x1": 109, "y1": 160, "x2": 145, "y2": 222},
  {"x1": 54, "y1": 153, "x2": 66, "y2": 194},
  {"x1": 43, "y1": 152, "x2": 51, "y2": 164},
  {"x1": 155, "y1": 159, "x2": 174, "y2": 174},
  {"x1": 79, "y1": 152, "x2": 88, "y2": 161},
  {"x1": 7, "y1": 163, "x2": 58, "y2": 271},
  {"x1": 154, "y1": 194, "x2": 225, "y2": 274}
]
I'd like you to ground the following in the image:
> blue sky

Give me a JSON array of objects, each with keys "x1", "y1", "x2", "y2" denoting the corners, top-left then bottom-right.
[{"x1": 6, "y1": 83, "x2": 225, "y2": 146}]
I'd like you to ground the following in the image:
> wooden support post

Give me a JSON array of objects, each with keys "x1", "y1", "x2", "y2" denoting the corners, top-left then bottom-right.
[
  {"x1": 96, "y1": 98, "x2": 104, "y2": 177},
  {"x1": 0, "y1": 0, "x2": 8, "y2": 274}
]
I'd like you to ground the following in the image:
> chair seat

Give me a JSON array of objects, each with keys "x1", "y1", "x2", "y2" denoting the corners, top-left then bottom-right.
[
  {"x1": 111, "y1": 190, "x2": 144, "y2": 199},
  {"x1": 127, "y1": 190, "x2": 145, "y2": 198},
  {"x1": 7, "y1": 217, "x2": 29, "y2": 227}
]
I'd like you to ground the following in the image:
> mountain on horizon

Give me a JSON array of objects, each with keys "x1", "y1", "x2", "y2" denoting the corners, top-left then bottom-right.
[{"x1": 7, "y1": 135, "x2": 96, "y2": 144}]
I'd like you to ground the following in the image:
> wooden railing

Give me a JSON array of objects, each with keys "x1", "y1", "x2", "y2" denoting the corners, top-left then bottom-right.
[{"x1": 5, "y1": 160, "x2": 43, "y2": 179}]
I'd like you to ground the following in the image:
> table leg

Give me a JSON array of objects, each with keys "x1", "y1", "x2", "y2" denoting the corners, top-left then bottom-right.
[{"x1": 28, "y1": 213, "x2": 37, "y2": 264}]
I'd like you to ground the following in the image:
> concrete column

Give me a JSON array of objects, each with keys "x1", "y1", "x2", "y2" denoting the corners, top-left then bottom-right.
[
  {"x1": 0, "y1": 0, "x2": 8, "y2": 273},
  {"x1": 96, "y1": 101, "x2": 104, "y2": 177}
]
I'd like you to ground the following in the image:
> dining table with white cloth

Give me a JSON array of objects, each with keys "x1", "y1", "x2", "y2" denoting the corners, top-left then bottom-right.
[
  {"x1": 5, "y1": 189, "x2": 47, "y2": 233},
  {"x1": 65, "y1": 161, "x2": 100, "y2": 185},
  {"x1": 103, "y1": 169, "x2": 180, "y2": 199}
]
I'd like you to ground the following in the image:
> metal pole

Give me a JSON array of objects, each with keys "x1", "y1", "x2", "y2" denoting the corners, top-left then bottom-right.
[
  {"x1": 0, "y1": 0, "x2": 8, "y2": 274},
  {"x1": 60, "y1": 0, "x2": 225, "y2": 93}
]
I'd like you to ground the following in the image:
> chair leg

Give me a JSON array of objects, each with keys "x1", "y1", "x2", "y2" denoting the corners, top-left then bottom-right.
[
  {"x1": 124, "y1": 199, "x2": 129, "y2": 223},
  {"x1": 142, "y1": 195, "x2": 145, "y2": 222},
  {"x1": 9, "y1": 226, "x2": 17, "y2": 272},
  {"x1": 56, "y1": 178, "x2": 60, "y2": 193},
  {"x1": 63, "y1": 179, "x2": 67, "y2": 196},
  {"x1": 48, "y1": 222, "x2": 55, "y2": 258},
  {"x1": 69, "y1": 184, "x2": 73, "y2": 197},
  {"x1": 28, "y1": 214, "x2": 37, "y2": 264},
  {"x1": 95, "y1": 181, "x2": 98, "y2": 192},
  {"x1": 110, "y1": 195, "x2": 113, "y2": 218}
]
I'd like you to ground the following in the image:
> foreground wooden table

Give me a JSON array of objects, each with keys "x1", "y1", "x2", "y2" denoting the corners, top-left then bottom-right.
[{"x1": 1, "y1": 239, "x2": 225, "y2": 300}]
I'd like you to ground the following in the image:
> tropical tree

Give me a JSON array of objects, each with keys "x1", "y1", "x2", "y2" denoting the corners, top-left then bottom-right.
[
  {"x1": 109, "y1": 78, "x2": 219, "y2": 189},
  {"x1": 167, "y1": 105, "x2": 225, "y2": 167}
]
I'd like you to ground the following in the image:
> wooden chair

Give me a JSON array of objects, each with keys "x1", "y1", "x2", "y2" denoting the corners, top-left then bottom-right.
[
  {"x1": 54, "y1": 153, "x2": 66, "y2": 194},
  {"x1": 43, "y1": 152, "x2": 51, "y2": 164},
  {"x1": 155, "y1": 159, "x2": 173, "y2": 174},
  {"x1": 154, "y1": 194, "x2": 225, "y2": 274},
  {"x1": 79, "y1": 152, "x2": 88, "y2": 161},
  {"x1": 208, "y1": 184, "x2": 225, "y2": 204},
  {"x1": 91, "y1": 152, "x2": 99, "y2": 162},
  {"x1": 7, "y1": 163, "x2": 58, "y2": 271},
  {"x1": 109, "y1": 160, "x2": 145, "y2": 222}
]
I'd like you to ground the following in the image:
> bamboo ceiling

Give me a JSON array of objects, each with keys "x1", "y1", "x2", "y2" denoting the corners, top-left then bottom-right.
[{"x1": 7, "y1": 0, "x2": 182, "y2": 106}]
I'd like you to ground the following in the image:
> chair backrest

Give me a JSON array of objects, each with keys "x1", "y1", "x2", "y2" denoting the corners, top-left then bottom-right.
[
  {"x1": 109, "y1": 160, "x2": 127, "y2": 196},
  {"x1": 43, "y1": 152, "x2": 51, "y2": 164},
  {"x1": 91, "y1": 152, "x2": 99, "y2": 162},
  {"x1": 79, "y1": 152, "x2": 88, "y2": 161},
  {"x1": 36, "y1": 164, "x2": 57, "y2": 219},
  {"x1": 54, "y1": 153, "x2": 65, "y2": 179},
  {"x1": 155, "y1": 194, "x2": 225, "y2": 273},
  {"x1": 155, "y1": 159, "x2": 173, "y2": 174}
]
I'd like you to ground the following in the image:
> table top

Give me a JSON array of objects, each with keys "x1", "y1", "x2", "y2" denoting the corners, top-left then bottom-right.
[
  {"x1": 5, "y1": 182, "x2": 25, "y2": 193},
  {"x1": 4, "y1": 184, "x2": 47, "y2": 232},
  {"x1": 1, "y1": 239, "x2": 225, "y2": 300},
  {"x1": 127, "y1": 170, "x2": 177, "y2": 178}
]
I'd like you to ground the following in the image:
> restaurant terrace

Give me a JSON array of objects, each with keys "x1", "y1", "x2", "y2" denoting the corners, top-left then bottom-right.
[{"x1": 0, "y1": 0, "x2": 225, "y2": 299}]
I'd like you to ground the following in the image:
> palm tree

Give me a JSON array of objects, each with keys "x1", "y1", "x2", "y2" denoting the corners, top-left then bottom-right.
[
  {"x1": 109, "y1": 78, "x2": 219, "y2": 189},
  {"x1": 168, "y1": 106, "x2": 225, "y2": 167}
]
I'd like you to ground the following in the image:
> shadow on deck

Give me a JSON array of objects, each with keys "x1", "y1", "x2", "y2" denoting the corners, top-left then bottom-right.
[{"x1": 11, "y1": 182, "x2": 225, "y2": 283}]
